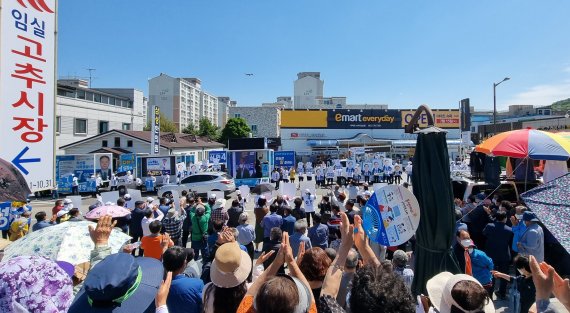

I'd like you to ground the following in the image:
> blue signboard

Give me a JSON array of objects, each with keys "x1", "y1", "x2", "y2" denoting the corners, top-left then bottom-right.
[
  {"x1": 208, "y1": 151, "x2": 227, "y2": 164},
  {"x1": 274, "y1": 151, "x2": 295, "y2": 167},
  {"x1": 118, "y1": 154, "x2": 136, "y2": 173},
  {"x1": 55, "y1": 155, "x2": 98, "y2": 194},
  {"x1": 0, "y1": 202, "x2": 11, "y2": 231}
]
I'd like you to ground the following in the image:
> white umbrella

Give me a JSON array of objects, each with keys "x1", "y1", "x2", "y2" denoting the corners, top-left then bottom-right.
[{"x1": 2, "y1": 221, "x2": 131, "y2": 265}]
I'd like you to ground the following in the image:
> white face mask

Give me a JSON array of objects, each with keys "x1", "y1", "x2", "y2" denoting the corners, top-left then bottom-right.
[
  {"x1": 460, "y1": 239, "x2": 472, "y2": 248},
  {"x1": 468, "y1": 248, "x2": 474, "y2": 254},
  {"x1": 515, "y1": 214, "x2": 523, "y2": 220}
]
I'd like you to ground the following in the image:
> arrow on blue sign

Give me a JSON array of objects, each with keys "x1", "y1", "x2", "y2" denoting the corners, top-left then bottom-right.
[{"x1": 12, "y1": 146, "x2": 41, "y2": 175}]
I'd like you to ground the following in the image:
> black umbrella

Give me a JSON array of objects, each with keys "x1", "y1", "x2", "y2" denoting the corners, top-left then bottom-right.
[
  {"x1": 408, "y1": 106, "x2": 461, "y2": 296},
  {"x1": 251, "y1": 183, "x2": 275, "y2": 194}
]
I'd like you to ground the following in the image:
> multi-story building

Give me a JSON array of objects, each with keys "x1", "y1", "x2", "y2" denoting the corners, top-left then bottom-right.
[
  {"x1": 229, "y1": 106, "x2": 281, "y2": 138},
  {"x1": 55, "y1": 79, "x2": 145, "y2": 154},
  {"x1": 148, "y1": 73, "x2": 221, "y2": 131},
  {"x1": 294, "y1": 72, "x2": 324, "y2": 109},
  {"x1": 217, "y1": 97, "x2": 237, "y2": 128}
]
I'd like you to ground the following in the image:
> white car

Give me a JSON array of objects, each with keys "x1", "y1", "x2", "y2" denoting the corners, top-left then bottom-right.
[{"x1": 157, "y1": 172, "x2": 236, "y2": 198}]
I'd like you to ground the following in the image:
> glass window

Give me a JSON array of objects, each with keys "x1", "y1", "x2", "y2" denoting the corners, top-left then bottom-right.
[
  {"x1": 77, "y1": 90, "x2": 85, "y2": 99},
  {"x1": 85, "y1": 92, "x2": 93, "y2": 101},
  {"x1": 102, "y1": 140, "x2": 108, "y2": 147},
  {"x1": 74, "y1": 119, "x2": 87, "y2": 134},
  {"x1": 94, "y1": 93, "x2": 101, "y2": 102},
  {"x1": 101, "y1": 95, "x2": 109, "y2": 104},
  {"x1": 108, "y1": 97, "x2": 115, "y2": 105},
  {"x1": 122, "y1": 123, "x2": 131, "y2": 130},
  {"x1": 114, "y1": 137, "x2": 120, "y2": 147},
  {"x1": 234, "y1": 113, "x2": 240, "y2": 118},
  {"x1": 56, "y1": 116, "x2": 61, "y2": 133},
  {"x1": 127, "y1": 140, "x2": 133, "y2": 147},
  {"x1": 251, "y1": 125, "x2": 258, "y2": 132},
  {"x1": 98, "y1": 121, "x2": 108, "y2": 134}
]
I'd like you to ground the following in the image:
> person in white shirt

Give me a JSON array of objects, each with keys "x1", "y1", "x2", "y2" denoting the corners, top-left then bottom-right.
[
  {"x1": 302, "y1": 189, "x2": 317, "y2": 227},
  {"x1": 135, "y1": 177, "x2": 143, "y2": 190},
  {"x1": 110, "y1": 173, "x2": 118, "y2": 191},
  {"x1": 405, "y1": 162, "x2": 413, "y2": 183},
  {"x1": 141, "y1": 205, "x2": 164, "y2": 237},
  {"x1": 71, "y1": 175, "x2": 79, "y2": 195}
]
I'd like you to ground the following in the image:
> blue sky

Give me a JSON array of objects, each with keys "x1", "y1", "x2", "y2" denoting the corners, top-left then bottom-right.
[{"x1": 58, "y1": 0, "x2": 570, "y2": 111}]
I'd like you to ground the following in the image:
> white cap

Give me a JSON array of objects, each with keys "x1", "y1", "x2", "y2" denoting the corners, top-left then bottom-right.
[
  {"x1": 364, "y1": 191, "x2": 372, "y2": 196},
  {"x1": 56, "y1": 209, "x2": 69, "y2": 217},
  {"x1": 124, "y1": 194, "x2": 131, "y2": 200},
  {"x1": 63, "y1": 198, "x2": 73, "y2": 205},
  {"x1": 304, "y1": 189, "x2": 310, "y2": 194},
  {"x1": 105, "y1": 201, "x2": 114, "y2": 206},
  {"x1": 208, "y1": 193, "x2": 217, "y2": 199},
  {"x1": 236, "y1": 190, "x2": 241, "y2": 195},
  {"x1": 146, "y1": 197, "x2": 154, "y2": 203}
]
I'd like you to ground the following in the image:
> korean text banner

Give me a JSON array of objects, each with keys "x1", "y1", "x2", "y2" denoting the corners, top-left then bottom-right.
[
  {"x1": 151, "y1": 105, "x2": 160, "y2": 155},
  {"x1": 208, "y1": 151, "x2": 227, "y2": 165},
  {"x1": 327, "y1": 109, "x2": 401, "y2": 129},
  {"x1": 55, "y1": 155, "x2": 98, "y2": 194},
  {"x1": 274, "y1": 151, "x2": 296, "y2": 167},
  {"x1": 400, "y1": 110, "x2": 460, "y2": 129},
  {"x1": 118, "y1": 154, "x2": 136, "y2": 173},
  {"x1": 0, "y1": 0, "x2": 57, "y2": 199}
]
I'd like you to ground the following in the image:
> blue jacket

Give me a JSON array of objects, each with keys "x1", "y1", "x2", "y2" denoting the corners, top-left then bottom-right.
[
  {"x1": 519, "y1": 223, "x2": 545, "y2": 263},
  {"x1": 483, "y1": 222, "x2": 513, "y2": 263},
  {"x1": 281, "y1": 215, "x2": 296, "y2": 235},
  {"x1": 512, "y1": 222, "x2": 527, "y2": 252},
  {"x1": 470, "y1": 248, "x2": 494, "y2": 285}
]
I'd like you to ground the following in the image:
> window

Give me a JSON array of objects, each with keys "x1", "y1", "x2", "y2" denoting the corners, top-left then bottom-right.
[
  {"x1": 94, "y1": 93, "x2": 101, "y2": 102},
  {"x1": 127, "y1": 140, "x2": 133, "y2": 147},
  {"x1": 55, "y1": 116, "x2": 61, "y2": 134},
  {"x1": 114, "y1": 137, "x2": 120, "y2": 147},
  {"x1": 98, "y1": 121, "x2": 109, "y2": 134},
  {"x1": 122, "y1": 123, "x2": 131, "y2": 130},
  {"x1": 77, "y1": 90, "x2": 85, "y2": 99},
  {"x1": 102, "y1": 140, "x2": 108, "y2": 147},
  {"x1": 108, "y1": 97, "x2": 115, "y2": 105},
  {"x1": 101, "y1": 95, "x2": 109, "y2": 104},
  {"x1": 85, "y1": 92, "x2": 93, "y2": 101},
  {"x1": 234, "y1": 113, "x2": 241, "y2": 118},
  {"x1": 74, "y1": 118, "x2": 87, "y2": 134},
  {"x1": 251, "y1": 125, "x2": 258, "y2": 132}
]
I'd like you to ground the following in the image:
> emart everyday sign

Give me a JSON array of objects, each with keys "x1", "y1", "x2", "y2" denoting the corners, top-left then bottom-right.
[{"x1": 0, "y1": 0, "x2": 57, "y2": 200}]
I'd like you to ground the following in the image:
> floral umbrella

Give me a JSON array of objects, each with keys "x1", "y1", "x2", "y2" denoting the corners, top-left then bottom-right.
[
  {"x1": 475, "y1": 128, "x2": 570, "y2": 161},
  {"x1": 521, "y1": 173, "x2": 570, "y2": 253},
  {"x1": 85, "y1": 205, "x2": 131, "y2": 220},
  {"x1": 2, "y1": 221, "x2": 131, "y2": 265}
]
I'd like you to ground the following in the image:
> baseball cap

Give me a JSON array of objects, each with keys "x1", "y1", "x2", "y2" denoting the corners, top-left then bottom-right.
[
  {"x1": 123, "y1": 194, "x2": 131, "y2": 200},
  {"x1": 392, "y1": 250, "x2": 409, "y2": 268},
  {"x1": 63, "y1": 198, "x2": 73, "y2": 205},
  {"x1": 146, "y1": 197, "x2": 154, "y2": 203},
  {"x1": 208, "y1": 193, "x2": 217, "y2": 200},
  {"x1": 304, "y1": 189, "x2": 311, "y2": 194},
  {"x1": 522, "y1": 211, "x2": 539, "y2": 222}
]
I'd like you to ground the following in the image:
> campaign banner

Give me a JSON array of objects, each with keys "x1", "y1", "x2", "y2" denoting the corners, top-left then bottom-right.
[
  {"x1": 274, "y1": 151, "x2": 295, "y2": 168},
  {"x1": 327, "y1": 109, "x2": 401, "y2": 129},
  {"x1": 118, "y1": 154, "x2": 136, "y2": 174},
  {"x1": 143, "y1": 156, "x2": 175, "y2": 176},
  {"x1": 94, "y1": 153, "x2": 113, "y2": 181},
  {"x1": 362, "y1": 185, "x2": 420, "y2": 246},
  {"x1": 151, "y1": 105, "x2": 160, "y2": 155},
  {"x1": 460, "y1": 98, "x2": 471, "y2": 132},
  {"x1": 233, "y1": 151, "x2": 257, "y2": 179},
  {"x1": 208, "y1": 151, "x2": 227, "y2": 165},
  {"x1": 0, "y1": 0, "x2": 57, "y2": 200},
  {"x1": 55, "y1": 155, "x2": 100, "y2": 193},
  {"x1": 0, "y1": 202, "x2": 11, "y2": 231}
]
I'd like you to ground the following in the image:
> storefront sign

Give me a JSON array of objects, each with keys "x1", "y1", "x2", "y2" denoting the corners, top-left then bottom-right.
[
  {"x1": 327, "y1": 109, "x2": 401, "y2": 129},
  {"x1": 290, "y1": 132, "x2": 326, "y2": 138},
  {"x1": 401, "y1": 110, "x2": 460, "y2": 128}
]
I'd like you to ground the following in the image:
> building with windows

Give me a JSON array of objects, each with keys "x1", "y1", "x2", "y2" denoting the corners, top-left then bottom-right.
[
  {"x1": 148, "y1": 73, "x2": 222, "y2": 131},
  {"x1": 228, "y1": 106, "x2": 281, "y2": 138},
  {"x1": 217, "y1": 97, "x2": 237, "y2": 128},
  {"x1": 294, "y1": 72, "x2": 324, "y2": 109},
  {"x1": 55, "y1": 79, "x2": 145, "y2": 154}
]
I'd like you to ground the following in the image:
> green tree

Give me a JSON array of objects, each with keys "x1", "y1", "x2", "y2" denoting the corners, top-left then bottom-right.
[
  {"x1": 551, "y1": 98, "x2": 570, "y2": 111},
  {"x1": 198, "y1": 118, "x2": 220, "y2": 140},
  {"x1": 143, "y1": 115, "x2": 178, "y2": 132},
  {"x1": 181, "y1": 122, "x2": 198, "y2": 135},
  {"x1": 219, "y1": 117, "x2": 251, "y2": 146}
]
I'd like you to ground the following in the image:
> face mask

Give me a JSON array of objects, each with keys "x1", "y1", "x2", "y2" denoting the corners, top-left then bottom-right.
[
  {"x1": 468, "y1": 248, "x2": 474, "y2": 254},
  {"x1": 460, "y1": 239, "x2": 472, "y2": 248},
  {"x1": 516, "y1": 214, "x2": 523, "y2": 220},
  {"x1": 492, "y1": 199, "x2": 497, "y2": 204}
]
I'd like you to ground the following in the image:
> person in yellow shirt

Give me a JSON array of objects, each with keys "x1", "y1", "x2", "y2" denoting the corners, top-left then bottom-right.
[
  {"x1": 9, "y1": 210, "x2": 30, "y2": 241},
  {"x1": 289, "y1": 167, "x2": 296, "y2": 183}
]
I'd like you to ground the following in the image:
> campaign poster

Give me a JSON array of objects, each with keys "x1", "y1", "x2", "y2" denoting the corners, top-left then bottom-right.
[
  {"x1": 145, "y1": 156, "x2": 174, "y2": 176},
  {"x1": 95, "y1": 153, "x2": 113, "y2": 181},
  {"x1": 118, "y1": 154, "x2": 136, "y2": 174},
  {"x1": 0, "y1": 202, "x2": 11, "y2": 231},
  {"x1": 209, "y1": 151, "x2": 227, "y2": 165},
  {"x1": 371, "y1": 159, "x2": 382, "y2": 175},
  {"x1": 233, "y1": 151, "x2": 256, "y2": 179},
  {"x1": 274, "y1": 151, "x2": 295, "y2": 168},
  {"x1": 55, "y1": 155, "x2": 97, "y2": 193},
  {"x1": 362, "y1": 185, "x2": 420, "y2": 246}
]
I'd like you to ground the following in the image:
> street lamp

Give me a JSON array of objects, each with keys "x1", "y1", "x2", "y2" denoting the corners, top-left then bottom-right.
[{"x1": 493, "y1": 77, "x2": 510, "y2": 134}]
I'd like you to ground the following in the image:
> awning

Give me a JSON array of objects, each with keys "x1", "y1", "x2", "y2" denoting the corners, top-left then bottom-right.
[{"x1": 307, "y1": 139, "x2": 338, "y2": 147}]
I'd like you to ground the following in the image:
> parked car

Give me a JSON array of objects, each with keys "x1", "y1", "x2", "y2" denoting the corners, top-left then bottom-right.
[
  {"x1": 452, "y1": 177, "x2": 542, "y2": 204},
  {"x1": 157, "y1": 172, "x2": 236, "y2": 199}
]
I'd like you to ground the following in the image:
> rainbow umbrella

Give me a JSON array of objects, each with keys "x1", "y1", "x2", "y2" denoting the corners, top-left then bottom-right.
[{"x1": 475, "y1": 128, "x2": 570, "y2": 161}]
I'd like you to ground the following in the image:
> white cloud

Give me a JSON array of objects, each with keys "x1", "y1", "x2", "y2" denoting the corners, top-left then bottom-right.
[{"x1": 505, "y1": 80, "x2": 570, "y2": 108}]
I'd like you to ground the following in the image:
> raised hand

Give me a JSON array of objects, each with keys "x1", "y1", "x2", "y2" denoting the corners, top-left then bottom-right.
[
  {"x1": 156, "y1": 271, "x2": 172, "y2": 308},
  {"x1": 530, "y1": 255, "x2": 554, "y2": 300},
  {"x1": 88, "y1": 215, "x2": 117, "y2": 246},
  {"x1": 255, "y1": 250, "x2": 275, "y2": 266}
]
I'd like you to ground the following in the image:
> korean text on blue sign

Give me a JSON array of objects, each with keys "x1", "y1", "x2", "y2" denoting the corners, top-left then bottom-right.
[
  {"x1": 118, "y1": 154, "x2": 136, "y2": 173},
  {"x1": 209, "y1": 151, "x2": 227, "y2": 164},
  {"x1": 151, "y1": 106, "x2": 160, "y2": 154},
  {"x1": 274, "y1": 151, "x2": 295, "y2": 167},
  {"x1": 0, "y1": 202, "x2": 11, "y2": 231}
]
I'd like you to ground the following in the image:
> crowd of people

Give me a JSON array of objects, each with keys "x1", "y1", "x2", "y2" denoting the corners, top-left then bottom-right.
[{"x1": 0, "y1": 177, "x2": 569, "y2": 312}]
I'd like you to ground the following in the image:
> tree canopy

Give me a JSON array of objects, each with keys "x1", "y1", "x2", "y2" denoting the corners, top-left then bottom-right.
[
  {"x1": 181, "y1": 122, "x2": 198, "y2": 135},
  {"x1": 143, "y1": 115, "x2": 178, "y2": 132},
  {"x1": 198, "y1": 118, "x2": 220, "y2": 140},
  {"x1": 219, "y1": 117, "x2": 251, "y2": 146},
  {"x1": 551, "y1": 98, "x2": 570, "y2": 111}
]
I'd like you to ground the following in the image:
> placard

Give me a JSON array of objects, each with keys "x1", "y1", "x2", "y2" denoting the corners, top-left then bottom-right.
[
  {"x1": 362, "y1": 185, "x2": 420, "y2": 246},
  {"x1": 126, "y1": 189, "x2": 142, "y2": 209},
  {"x1": 281, "y1": 183, "x2": 297, "y2": 199},
  {"x1": 100, "y1": 191, "x2": 119, "y2": 206},
  {"x1": 0, "y1": 202, "x2": 12, "y2": 231}
]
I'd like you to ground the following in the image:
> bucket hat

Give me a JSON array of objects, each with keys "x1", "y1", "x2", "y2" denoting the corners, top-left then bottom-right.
[
  {"x1": 427, "y1": 272, "x2": 494, "y2": 313},
  {"x1": 210, "y1": 242, "x2": 252, "y2": 288}
]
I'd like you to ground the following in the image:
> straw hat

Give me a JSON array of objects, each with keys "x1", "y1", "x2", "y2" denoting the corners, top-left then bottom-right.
[{"x1": 210, "y1": 242, "x2": 251, "y2": 288}]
